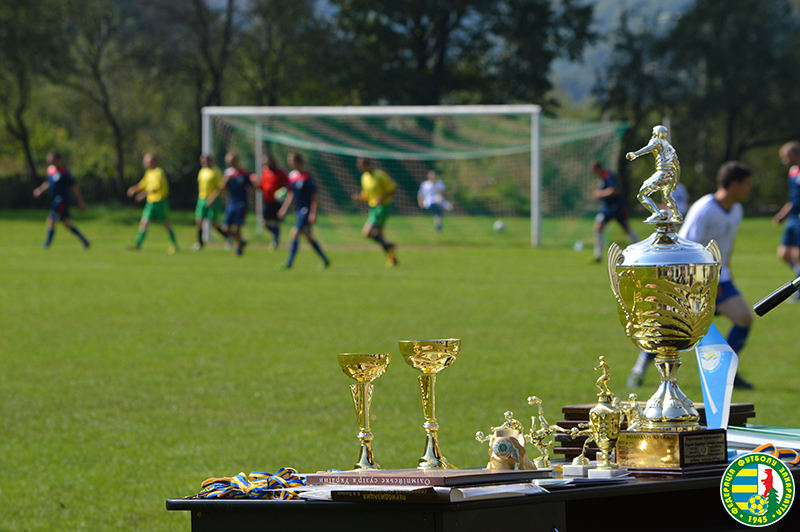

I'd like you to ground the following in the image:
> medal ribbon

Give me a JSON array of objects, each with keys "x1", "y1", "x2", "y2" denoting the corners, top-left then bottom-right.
[{"x1": 192, "y1": 467, "x2": 307, "y2": 499}]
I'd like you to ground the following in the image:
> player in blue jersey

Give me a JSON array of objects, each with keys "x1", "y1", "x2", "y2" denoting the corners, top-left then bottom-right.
[
  {"x1": 773, "y1": 141, "x2": 800, "y2": 300},
  {"x1": 33, "y1": 152, "x2": 90, "y2": 249},
  {"x1": 207, "y1": 153, "x2": 252, "y2": 256},
  {"x1": 590, "y1": 161, "x2": 638, "y2": 262},
  {"x1": 275, "y1": 152, "x2": 330, "y2": 270}
]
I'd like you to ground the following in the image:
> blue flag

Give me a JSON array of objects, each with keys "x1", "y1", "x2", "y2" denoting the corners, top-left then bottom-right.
[{"x1": 695, "y1": 324, "x2": 739, "y2": 429}]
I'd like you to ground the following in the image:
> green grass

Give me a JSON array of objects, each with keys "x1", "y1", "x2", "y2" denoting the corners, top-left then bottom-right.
[{"x1": 1, "y1": 209, "x2": 799, "y2": 531}]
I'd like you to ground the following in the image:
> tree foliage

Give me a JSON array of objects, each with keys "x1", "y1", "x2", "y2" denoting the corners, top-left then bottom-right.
[
  {"x1": 595, "y1": 0, "x2": 800, "y2": 203},
  {"x1": 331, "y1": 0, "x2": 595, "y2": 106}
]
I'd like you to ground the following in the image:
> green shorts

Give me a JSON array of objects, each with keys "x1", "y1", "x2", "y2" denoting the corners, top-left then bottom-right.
[
  {"x1": 142, "y1": 199, "x2": 170, "y2": 222},
  {"x1": 368, "y1": 204, "x2": 391, "y2": 228},
  {"x1": 195, "y1": 198, "x2": 218, "y2": 221}
]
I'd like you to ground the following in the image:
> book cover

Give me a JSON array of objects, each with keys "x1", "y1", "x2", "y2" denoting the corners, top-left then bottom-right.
[
  {"x1": 304, "y1": 468, "x2": 552, "y2": 488},
  {"x1": 330, "y1": 483, "x2": 544, "y2": 503}
]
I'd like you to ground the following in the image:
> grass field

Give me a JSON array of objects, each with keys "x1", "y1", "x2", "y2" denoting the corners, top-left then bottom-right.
[{"x1": 2, "y1": 208, "x2": 799, "y2": 531}]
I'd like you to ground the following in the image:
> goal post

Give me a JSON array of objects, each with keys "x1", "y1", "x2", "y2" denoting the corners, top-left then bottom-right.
[{"x1": 201, "y1": 105, "x2": 626, "y2": 247}]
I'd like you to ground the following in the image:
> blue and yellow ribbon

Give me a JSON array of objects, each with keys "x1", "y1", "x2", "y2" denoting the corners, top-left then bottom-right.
[
  {"x1": 192, "y1": 467, "x2": 307, "y2": 500},
  {"x1": 753, "y1": 443, "x2": 800, "y2": 466}
]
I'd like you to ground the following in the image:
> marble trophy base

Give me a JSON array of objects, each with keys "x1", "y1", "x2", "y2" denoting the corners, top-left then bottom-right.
[
  {"x1": 561, "y1": 460, "x2": 597, "y2": 477},
  {"x1": 588, "y1": 467, "x2": 628, "y2": 479},
  {"x1": 616, "y1": 427, "x2": 728, "y2": 477},
  {"x1": 561, "y1": 462, "x2": 594, "y2": 477}
]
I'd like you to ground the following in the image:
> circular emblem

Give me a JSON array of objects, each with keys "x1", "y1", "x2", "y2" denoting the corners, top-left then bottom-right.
[{"x1": 720, "y1": 452, "x2": 795, "y2": 527}]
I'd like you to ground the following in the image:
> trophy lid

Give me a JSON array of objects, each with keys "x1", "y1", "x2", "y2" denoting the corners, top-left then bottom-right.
[{"x1": 614, "y1": 223, "x2": 720, "y2": 267}]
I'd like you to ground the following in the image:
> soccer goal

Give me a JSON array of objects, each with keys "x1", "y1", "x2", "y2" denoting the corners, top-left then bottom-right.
[{"x1": 201, "y1": 105, "x2": 626, "y2": 246}]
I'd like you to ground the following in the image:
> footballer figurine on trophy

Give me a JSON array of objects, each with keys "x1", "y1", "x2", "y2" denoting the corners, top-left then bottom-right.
[
  {"x1": 476, "y1": 411, "x2": 536, "y2": 471},
  {"x1": 525, "y1": 396, "x2": 567, "y2": 469},
  {"x1": 626, "y1": 124, "x2": 682, "y2": 224}
]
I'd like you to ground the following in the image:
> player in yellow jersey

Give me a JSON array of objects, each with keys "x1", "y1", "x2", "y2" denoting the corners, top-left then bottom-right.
[
  {"x1": 352, "y1": 157, "x2": 399, "y2": 266},
  {"x1": 193, "y1": 154, "x2": 230, "y2": 251},
  {"x1": 127, "y1": 153, "x2": 179, "y2": 252}
]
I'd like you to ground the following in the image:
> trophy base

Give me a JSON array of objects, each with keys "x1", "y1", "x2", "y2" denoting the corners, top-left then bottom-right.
[
  {"x1": 562, "y1": 462, "x2": 594, "y2": 477},
  {"x1": 588, "y1": 467, "x2": 628, "y2": 479},
  {"x1": 616, "y1": 428, "x2": 727, "y2": 477}
]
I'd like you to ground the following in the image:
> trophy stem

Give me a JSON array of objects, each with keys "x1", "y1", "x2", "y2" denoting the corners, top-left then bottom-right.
[
  {"x1": 642, "y1": 353, "x2": 700, "y2": 430},
  {"x1": 350, "y1": 381, "x2": 380, "y2": 469},
  {"x1": 417, "y1": 374, "x2": 450, "y2": 469}
]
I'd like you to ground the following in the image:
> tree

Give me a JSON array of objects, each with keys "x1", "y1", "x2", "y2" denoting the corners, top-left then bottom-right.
[
  {"x1": 331, "y1": 0, "x2": 595, "y2": 106},
  {"x1": 592, "y1": 10, "x2": 669, "y2": 196},
  {"x1": 62, "y1": 0, "x2": 131, "y2": 195},
  {"x1": 664, "y1": 0, "x2": 800, "y2": 166},
  {"x1": 233, "y1": 0, "x2": 348, "y2": 107},
  {"x1": 133, "y1": 0, "x2": 239, "y2": 142},
  {"x1": 0, "y1": 0, "x2": 70, "y2": 180}
]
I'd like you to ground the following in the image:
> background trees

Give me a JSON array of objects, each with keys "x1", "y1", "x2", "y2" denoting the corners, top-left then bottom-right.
[
  {"x1": 595, "y1": 0, "x2": 800, "y2": 209},
  {"x1": 3, "y1": 0, "x2": 800, "y2": 212}
]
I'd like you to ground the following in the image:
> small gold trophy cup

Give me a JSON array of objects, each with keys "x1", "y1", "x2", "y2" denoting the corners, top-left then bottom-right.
[
  {"x1": 398, "y1": 339, "x2": 459, "y2": 469},
  {"x1": 607, "y1": 125, "x2": 728, "y2": 475},
  {"x1": 338, "y1": 353, "x2": 391, "y2": 470}
]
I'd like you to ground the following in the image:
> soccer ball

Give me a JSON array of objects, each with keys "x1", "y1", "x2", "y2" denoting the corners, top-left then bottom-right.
[
  {"x1": 493, "y1": 220, "x2": 505, "y2": 232},
  {"x1": 747, "y1": 494, "x2": 768, "y2": 515},
  {"x1": 275, "y1": 187, "x2": 288, "y2": 203}
]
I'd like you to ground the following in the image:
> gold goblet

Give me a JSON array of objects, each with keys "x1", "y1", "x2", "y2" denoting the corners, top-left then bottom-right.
[
  {"x1": 398, "y1": 339, "x2": 459, "y2": 469},
  {"x1": 338, "y1": 353, "x2": 391, "y2": 470}
]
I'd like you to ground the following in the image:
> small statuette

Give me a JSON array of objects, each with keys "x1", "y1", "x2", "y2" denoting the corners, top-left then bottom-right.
[
  {"x1": 587, "y1": 357, "x2": 626, "y2": 478},
  {"x1": 476, "y1": 411, "x2": 536, "y2": 471},
  {"x1": 525, "y1": 396, "x2": 567, "y2": 469},
  {"x1": 622, "y1": 393, "x2": 644, "y2": 431},
  {"x1": 626, "y1": 124, "x2": 682, "y2": 223},
  {"x1": 564, "y1": 357, "x2": 628, "y2": 478}
]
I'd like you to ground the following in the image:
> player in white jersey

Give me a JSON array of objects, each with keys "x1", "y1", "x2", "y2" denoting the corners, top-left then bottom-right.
[
  {"x1": 418, "y1": 170, "x2": 451, "y2": 232},
  {"x1": 627, "y1": 161, "x2": 755, "y2": 390}
]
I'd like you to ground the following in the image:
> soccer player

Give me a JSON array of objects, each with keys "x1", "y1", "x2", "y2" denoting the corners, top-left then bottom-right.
[
  {"x1": 127, "y1": 153, "x2": 179, "y2": 253},
  {"x1": 193, "y1": 154, "x2": 229, "y2": 251},
  {"x1": 32, "y1": 152, "x2": 90, "y2": 249},
  {"x1": 207, "y1": 153, "x2": 252, "y2": 256},
  {"x1": 627, "y1": 161, "x2": 755, "y2": 390},
  {"x1": 352, "y1": 157, "x2": 399, "y2": 266},
  {"x1": 418, "y1": 170, "x2": 452, "y2": 233},
  {"x1": 276, "y1": 152, "x2": 330, "y2": 270},
  {"x1": 590, "y1": 161, "x2": 638, "y2": 262},
  {"x1": 251, "y1": 154, "x2": 290, "y2": 250},
  {"x1": 772, "y1": 141, "x2": 800, "y2": 299}
]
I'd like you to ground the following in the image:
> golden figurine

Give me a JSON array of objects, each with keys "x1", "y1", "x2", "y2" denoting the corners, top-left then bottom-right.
[
  {"x1": 566, "y1": 357, "x2": 625, "y2": 477},
  {"x1": 525, "y1": 396, "x2": 567, "y2": 469},
  {"x1": 622, "y1": 393, "x2": 644, "y2": 431},
  {"x1": 594, "y1": 356, "x2": 612, "y2": 397},
  {"x1": 569, "y1": 422, "x2": 594, "y2": 467},
  {"x1": 399, "y1": 339, "x2": 459, "y2": 469},
  {"x1": 476, "y1": 411, "x2": 536, "y2": 471},
  {"x1": 338, "y1": 353, "x2": 391, "y2": 470},
  {"x1": 626, "y1": 124, "x2": 683, "y2": 223}
]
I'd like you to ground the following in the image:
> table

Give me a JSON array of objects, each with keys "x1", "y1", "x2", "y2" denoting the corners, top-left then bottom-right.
[{"x1": 167, "y1": 468, "x2": 800, "y2": 532}]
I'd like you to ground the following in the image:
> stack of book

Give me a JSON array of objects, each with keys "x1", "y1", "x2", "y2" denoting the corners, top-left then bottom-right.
[{"x1": 301, "y1": 469, "x2": 553, "y2": 503}]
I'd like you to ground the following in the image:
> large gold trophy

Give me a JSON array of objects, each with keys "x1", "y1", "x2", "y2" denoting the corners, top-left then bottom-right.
[
  {"x1": 338, "y1": 353, "x2": 391, "y2": 470},
  {"x1": 607, "y1": 125, "x2": 727, "y2": 475},
  {"x1": 398, "y1": 339, "x2": 459, "y2": 469}
]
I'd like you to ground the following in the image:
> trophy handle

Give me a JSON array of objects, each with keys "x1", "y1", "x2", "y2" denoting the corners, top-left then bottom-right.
[
  {"x1": 607, "y1": 243, "x2": 632, "y2": 324},
  {"x1": 706, "y1": 240, "x2": 721, "y2": 263}
]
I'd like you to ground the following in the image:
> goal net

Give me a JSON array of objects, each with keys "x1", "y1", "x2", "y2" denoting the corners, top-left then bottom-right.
[{"x1": 202, "y1": 106, "x2": 626, "y2": 246}]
